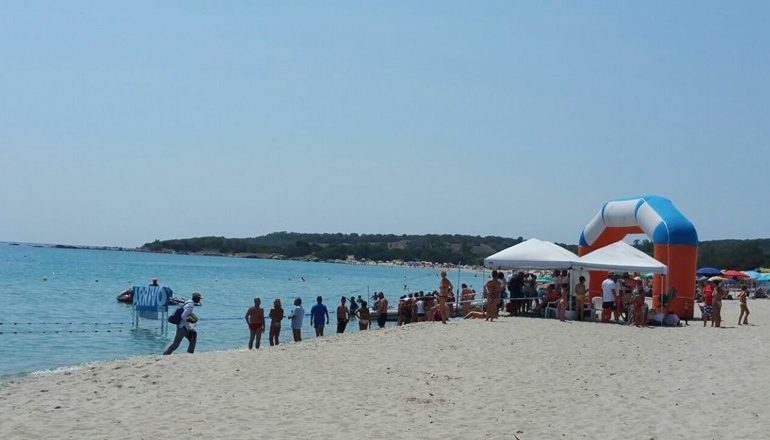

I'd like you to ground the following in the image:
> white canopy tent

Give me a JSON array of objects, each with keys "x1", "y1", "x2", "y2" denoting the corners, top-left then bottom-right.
[
  {"x1": 483, "y1": 238, "x2": 578, "y2": 270},
  {"x1": 571, "y1": 241, "x2": 667, "y2": 274}
]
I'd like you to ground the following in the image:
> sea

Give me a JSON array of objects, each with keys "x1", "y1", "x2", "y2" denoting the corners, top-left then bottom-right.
[{"x1": 0, "y1": 242, "x2": 486, "y2": 380}]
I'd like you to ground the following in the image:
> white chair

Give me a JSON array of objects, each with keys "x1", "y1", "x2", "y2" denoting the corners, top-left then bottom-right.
[
  {"x1": 544, "y1": 300, "x2": 559, "y2": 319},
  {"x1": 590, "y1": 296, "x2": 603, "y2": 321}
]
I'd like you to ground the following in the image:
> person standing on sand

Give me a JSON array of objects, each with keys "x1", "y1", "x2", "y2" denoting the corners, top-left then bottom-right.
[
  {"x1": 712, "y1": 283, "x2": 724, "y2": 328},
  {"x1": 244, "y1": 297, "x2": 265, "y2": 349},
  {"x1": 337, "y1": 297, "x2": 349, "y2": 333},
  {"x1": 438, "y1": 271, "x2": 453, "y2": 324},
  {"x1": 484, "y1": 271, "x2": 502, "y2": 321},
  {"x1": 288, "y1": 298, "x2": 304, "y2": 342},
  {"x1": 349, "y1": 296, "x2": 359, "y2": 321},
  {"x1": 164, "y1": 292, "x2": 202, "y2": 355},
  {"x1": 496, "y1": 271, "x2": 507, "y2": 313},
  {"x1": 376, "y1": 292, "x2": 388, "y2": 328},
  {"x1": 558, "y1": 286, "x2": 569, "y2": 322},
  {"x1": 310, "y1": 296, "x2": 329, "y2": 336},
  {"x1": 268, "y1": 298, "x2": 284, "y2": 346},
  {"x1": 702, "y1": 281, "x2": 714, "y2": 327},
  {"x1": 356, "y1": 301, "x2": 371, "y2": 330},
  {"x1": 738, "y1": 286, "x2": 750, "y2": 325},
  {"x1": 601, "y1": 273, "x2": 619, "y2": 323},
  {"x1": 574, "y1": 276, "x2": 587, "y2": 321},
  {"x1": 416, "y1": 294, "x2": 426, "y2": 322}
]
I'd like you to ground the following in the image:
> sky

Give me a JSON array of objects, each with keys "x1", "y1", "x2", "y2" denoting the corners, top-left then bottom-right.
[{"x1": 1, "y1": 1, "x2": 768, "y2": 247}]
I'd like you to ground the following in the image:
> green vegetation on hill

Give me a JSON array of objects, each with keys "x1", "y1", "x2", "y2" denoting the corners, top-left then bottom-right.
[
  {"x1": 140, "y1": 233, "x2": 770, "y2": 270},
  {"x1": 141, "y1": 232, "x2": 534, "y2": 265}
]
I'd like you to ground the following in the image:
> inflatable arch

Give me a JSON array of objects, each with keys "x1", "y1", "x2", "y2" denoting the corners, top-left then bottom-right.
[{"x1": 578, "y1": 196, "x2": 698, "y2": 319}]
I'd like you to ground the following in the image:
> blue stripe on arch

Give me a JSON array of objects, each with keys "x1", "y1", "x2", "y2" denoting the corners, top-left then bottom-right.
[
  {"x1": 600, "y1": 201, "x2": 609, "y2": 225},
  {"x1": 644, "y1": 196, "x2": 698, "y2": 245},
  {"x1": 634, "y1": 198, "x2": 645, "y2": 217},
  {"x1": 579, "y1": 195, "x2": 697, "y2": 246}
]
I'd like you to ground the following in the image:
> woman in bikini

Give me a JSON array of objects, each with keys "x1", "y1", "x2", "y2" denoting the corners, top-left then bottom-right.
[
  {"x1": 356, "y1": 301, "x2": 371, "y2": 330},
  {"x1": 268, "y1": 298, "x2": 284, "y2": 346},
  {"x1": 438, "y1": 271, "x2": 453, "y2": 324},
  {"x1": 738, "y1": 286, "x2": 750, "y2": 325},
  {"x1": 712, "y1": 283, "x2": 724, "y2": 328},
  {"x1": 574, "y1": 276, "x2": 587, "y2": 321}
]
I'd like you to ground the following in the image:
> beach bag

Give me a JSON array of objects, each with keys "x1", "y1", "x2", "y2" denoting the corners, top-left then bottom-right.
[{"x1": 168, "y1": 307, "x2": 183, "y2": 325}]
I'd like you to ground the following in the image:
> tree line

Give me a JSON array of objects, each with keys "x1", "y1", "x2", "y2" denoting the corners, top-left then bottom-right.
[{"x1": 140, "y1": 232, "x2": 770, "y2": 269}]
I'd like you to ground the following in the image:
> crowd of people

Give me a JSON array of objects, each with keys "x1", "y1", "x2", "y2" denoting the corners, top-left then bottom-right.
[
  {"x1": 162, "y1": 270, "x2": 757, "y2": 355},
  {"x1": 697, "y1": 280, "x2": 750, "y2": 327}
]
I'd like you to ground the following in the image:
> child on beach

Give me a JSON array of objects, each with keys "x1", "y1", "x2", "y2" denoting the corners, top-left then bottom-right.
[
  {"x1": 268, "y1": 298, "x2": 283, "y2": 346},
  {"x1": 738, "y1": 286, "x2": 750, "y2": 325},
  {"x1": 245, "y1": 297, "x2": 265, "y2": 350},
  {"x1": 712, "y1": 284, "x2": 724, "y2": 328},
  {"x1": 633, "y1": 290, "x2": 646, "y2": 327},
  {"x1": 558, "y1": 286, "x2": 569, "y2": 321}
]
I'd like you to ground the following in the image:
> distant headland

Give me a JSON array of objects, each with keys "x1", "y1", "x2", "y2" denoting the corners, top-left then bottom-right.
[
  {"x1": 137, "y1": 232, "x2": 770, "y2": 270},
  {"x1": 5, "y1": 233, "x2": 768, "y2": 270}
]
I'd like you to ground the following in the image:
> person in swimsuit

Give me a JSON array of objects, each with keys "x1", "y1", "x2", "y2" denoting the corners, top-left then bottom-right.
[
  {"x1": 574, "y1": 276, "x2": 587, "y2": 321},
  {"x1": 738, "y1": 285, "x2": 750, "y2": 325},
  {"x1": 483, "y1": 271, "x2": 502, "y2": 321},
  {"x1": 712, "y1": 283, "x2": 724, "y2": 328},
  {"x1": 336, "y1": 296, "x2": 349, "y2": 333},
  {"x1": 702, "y1": 282, "x2": 714, "y2": 327},
  {"x1": 438, "y1": 271, "x2": 453, "y2": 324},
  {"x1": 557, "y1": 286, "x2": 569, "y2": 321},
  {"x1": 376, "y1": 292, "x2": 388, "y2": 328},
  {"x1": 268, "y1": 298, "x2": 284, "y2": 346},
  {"x1": 356, "y1": 301, "x2": 370, "y2": 330},
  {"x1": 633, "y1": 290, "x2": 646, "y2": 327},
  {"x1": 245, "y1": 297, "x2": 265, "y2": 350}
]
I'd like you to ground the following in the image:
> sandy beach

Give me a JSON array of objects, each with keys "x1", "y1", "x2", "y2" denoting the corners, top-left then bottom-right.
[{"x1": 2, "y1": 299, "x2": 768, "y2": 440}]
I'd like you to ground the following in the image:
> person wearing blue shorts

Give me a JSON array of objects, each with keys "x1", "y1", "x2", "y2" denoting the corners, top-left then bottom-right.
[{"x1": 310, "y1": 296, "x2": 329, "y2": 337}]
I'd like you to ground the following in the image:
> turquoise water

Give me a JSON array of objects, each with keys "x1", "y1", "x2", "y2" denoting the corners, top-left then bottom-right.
[{"x1": 0, "y1": 243, "x2": 485, "y2": 379}]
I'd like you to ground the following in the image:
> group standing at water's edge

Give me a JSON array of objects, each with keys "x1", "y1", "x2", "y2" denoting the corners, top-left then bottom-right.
[{"x1": 163, "y1": 267, "x2": 762, "y2": 358}]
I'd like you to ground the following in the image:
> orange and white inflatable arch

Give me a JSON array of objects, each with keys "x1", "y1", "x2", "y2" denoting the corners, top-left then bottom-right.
[{"x1": 578, "y1": 196, "x2": 698, "y2": 319}]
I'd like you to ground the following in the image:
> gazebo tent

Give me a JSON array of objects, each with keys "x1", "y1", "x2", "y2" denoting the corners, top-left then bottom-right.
[
  {"x1": 571, "y1": 241, "x2": 667, "y2": 274},
  {"x1": 483, "y1": 238, "x2": 578, "y2": 270}
]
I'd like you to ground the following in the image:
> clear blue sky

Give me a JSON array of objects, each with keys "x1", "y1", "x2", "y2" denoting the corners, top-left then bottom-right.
[{"x1": 1, "y1": 1, "x2": 768, "y2": 247}]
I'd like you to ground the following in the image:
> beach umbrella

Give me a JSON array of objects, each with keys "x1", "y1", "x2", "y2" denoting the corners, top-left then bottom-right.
[
  {"x1": 722, "y1": 270, "x2": 748, "y2": 279},
  {"x1": 641, "y1": 272, "x2": 654, "y2": 279},
  {"x1": 744, "y1": 271, "x2": 761, "y2": 279},
  {"x1": 708, "y1": 276, "x2": 726, "y2": 282},
  {"x1": 696, "y1": 267, "x2": 722, "y2": 277},
  {"x1": 756, "y1": 274, "x2": 770, "y2": 282},
  {"x1": 536, "y1": 275, "x2": 554, "y2": 283}
]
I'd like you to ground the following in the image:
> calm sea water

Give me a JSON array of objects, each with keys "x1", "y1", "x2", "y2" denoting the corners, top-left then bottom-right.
[{"x1": 0, "y1": 243, "x2": 485, "y2": 379}]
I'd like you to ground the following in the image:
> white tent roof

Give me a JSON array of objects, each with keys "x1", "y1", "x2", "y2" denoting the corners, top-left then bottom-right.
[
  {"x1": 572, "y1": 241, "x2": 667, "y2": 274},
  {"x1": 484, "y1": 238, "x2": 578, "y2": 270}
]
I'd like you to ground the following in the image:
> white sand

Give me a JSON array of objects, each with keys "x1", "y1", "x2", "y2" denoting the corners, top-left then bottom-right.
[{"x1": 2, "y1": 300, "x2": 768, "y2": 440}]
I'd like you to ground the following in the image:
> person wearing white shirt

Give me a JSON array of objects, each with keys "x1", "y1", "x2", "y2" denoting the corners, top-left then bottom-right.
[
  {"x1": 163, "y1": 292, "x2": 201, "y2": 355},
  {"x1": 601, "y1": 274, "x2": 618, "y2": 323}
]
